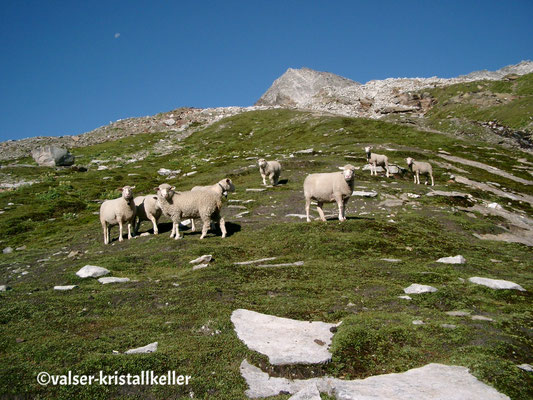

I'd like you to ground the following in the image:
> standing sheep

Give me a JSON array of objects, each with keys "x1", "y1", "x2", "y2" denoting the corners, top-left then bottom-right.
[
  {"x1": 406, "y1": 157, "x2": 434, "y2": 186},
  {"x1": 99, "y1": 186, "x2": 136, "y2": 244},
  {"x1": 304, "y1": 165, "x2": 356, "y2": 222},
  {"x1": 155, "y1": 183, "x2": 226, "y2": 240},
  {"x1": 365, "y1": 146, "x2": 389, "y2": 177},
  {"x1": 133, "y1": 195, "x2": 162, "y2": 235},
  {"x1": 190, "y1": 178, "x2": 235, "y2": 232},
  {"x1": 258, "y1": 159, "x2": 282, "y2": 186}
]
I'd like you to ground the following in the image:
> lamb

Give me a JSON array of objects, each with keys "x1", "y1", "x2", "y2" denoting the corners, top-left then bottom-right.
[
  {"x1": 99, "y1": 186, "x2": 136, "y2": 244},
  {"x1": 406, "y1": 157, "x2": 434, "y2": 186},
  {"x1": 364, "y1": 146, "x2": 389, "y2": 177},
  {"x1": 155, "y1": 183, "x2": 226, "y2": 240},
  {"x1": 133, "y1": 195, "x2": 162, "y2": 235},
  {"x1": 190, "y1": 178, "x2": 235, "y2": 232},
  {"x1": 304, "y1": 165, "x2": 356, "y2": 222},
  {"x1": 258, "y1": 159, "x2": 282, "y2": 186}
]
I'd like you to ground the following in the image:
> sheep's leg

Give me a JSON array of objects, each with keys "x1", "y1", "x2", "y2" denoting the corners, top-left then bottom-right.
[
  {"x1": 261, "y1": 173, "x2": 267, "y2": 186},
  {"x1": 305, "y1": 197, "x2": 312, "y2": 222},
  {"x1": 273, "y1": 174, "x2": 279, "y2": 186},
  {"x1": 413, "y1": 174, "x2": 417, "y2": 184},
  {"x1": 416, "y1": 171, "x2": 420, "y2": 184},
  {"x1": 191, "y1": 219, "x2": 196, "y2": 232},
  {"x1": 219, "y1": 217, "x2": 226, "y2": 238},
  {"x1": 385, "y1": 162, "x2": 389, "y2": 178},
  {"x1": 118, "y1": 221, "x2": 124, "y2": 242},
  {"x1": 200, "y1": 219, "x2": 210, "y2": 240},
  {"x1": 343, "y1": 198, "x2": 349, "y2": 220},
  {"x1": 134, "y1": 217, "x2": 140, "y2": 236},
  {"x1": 102, "y1": 222, "x2": 108, "y2": 245},
  {"x1": 127, "y1": 223, "x2": 132, "y2": 239},
  {"x1": 149, "y1": 216, "x2": 158, "y2": 234},
  {"x1": 430, "y1": 173, "x2": 434, "y2": 187},
  {"x1": 170, "y1": 223, "x2": 176, "y2": 238},
  {"x1": 174, "y1": 219, "x2": 183, "y2": 239},
  {"x1": 371, "y1": 163, "x2": 375, "y2": 176},
  {"x1": 317, "y1": 202, "x2": 326, "y2": 222}
]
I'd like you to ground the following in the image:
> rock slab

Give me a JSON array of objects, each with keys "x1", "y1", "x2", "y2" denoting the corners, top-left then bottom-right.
[
  {"x1": 231, "y1": 309, "x2": 337, "y2": 365},
  {"x1": 31, "y1": 145, "x2": 75, "y2": 167},
  {"x1": 98, "y1": 277, "x2": 130, "y2": 284},
  {"x1": 76, "y1": 265, "x2": 110, "y2": 278},
  {"x1": 436, "y1": 255, "x2": 466, "y2": 264},
  {"x1": 468, "y1": 277, "x2": 526, "y2": 291},
  {"x1": 124, "y1": 342, "x2": 158, "y2": 354},
  {"x1": 404, "y1": 284, "x2": 438, "y2": 294},
  {"x1": 54, "y1": 285, "x2": 78, "y2": 291}
]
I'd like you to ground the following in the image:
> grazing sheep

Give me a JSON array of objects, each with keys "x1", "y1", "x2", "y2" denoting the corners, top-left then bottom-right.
[
  {"x1": 133, "y1": 195, "x2": 162, "y2": 235},
  {"x1": 190, "y1": 178, "x2": 235, "y2": 232},
  {"x1": 304, "y1": 165, "x2": 356, "y2": 222},
  {"x1": 364, "y1": 146, "x2": 389, "y2": 177},
  {"x1": 155, "y1": 183, "x2": 226, "y2": 240},
  {"x1": 100, "y1": 186, "x2": 136, "y2": 244},
  {"x1": 406, "y1": 157, "x2": 434, "y2": 186},
  {"x1": 258, "y1": 159, "x2": 282, "y2": 186}
]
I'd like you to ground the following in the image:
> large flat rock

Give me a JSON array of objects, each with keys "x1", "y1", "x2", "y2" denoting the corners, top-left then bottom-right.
[
  {"x1": 76, "y1": 265, "x2": 110, "y2": 278},
  {"x1": 469, "y1": 277, "x2": 526, "y2": 291},
  {"x1": 231, "y1": 309, "x2": 337, "y2": 365},
  {"x1": 240, "y1": 359, "x2": 509, "y2": 399}
]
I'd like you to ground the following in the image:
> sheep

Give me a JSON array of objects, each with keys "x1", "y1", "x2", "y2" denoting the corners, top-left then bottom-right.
[
  {"x1": 99, "y1": 186, "x2": 136, "y2": 244},
  {"x1": 155, "y1": 183, "x2": 226, "y2": 240},
  {"x1": 258, "y1": 159, "x2": 282, "y2": 186},
  {"x1": 304, "y1": 165, "x2": 356, "y2": 222},
  {"x1": 406, "y1": 157, "x2": 434, "y2": 186},
  {"x1": 190, "y1": 178, "x2": 235, "y2": 232},
  {"x1": 364, "y1": 146, "x2": 389, "y2": 177},
  {"x1": 133, "y1": 195, "x2": 162, "y2": 235}
]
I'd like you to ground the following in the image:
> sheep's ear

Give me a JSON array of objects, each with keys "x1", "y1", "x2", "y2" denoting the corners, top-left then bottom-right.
[
  {"x1": 117, "y1": 187, "x2": 123, "y2": 191},
  {"x1": 153, "y1": 187, "x2": 159, "y2": 191},
  {"x1": 226, "y1": 178, "x2": 231, "y2": 183},
  {"x1": 131, "y1": 186, "x2": 136, "y2": 189},
  {"x1": 170, "y1": 186, "x2": 176, "y2": 190},
  {"x1": 338, "y1": 167, "x2": 345, "y2": 170}
]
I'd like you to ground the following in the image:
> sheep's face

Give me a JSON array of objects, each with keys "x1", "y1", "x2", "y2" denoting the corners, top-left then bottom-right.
[
  {"x1": 156, "y1": 184, "x2": 174, "y2": 201},
  {"x1": 120, "y1": 186, "x2": 135, "y2": 200},
  {"x1": 364, "y1": 146, "x2": 371, "y2": 154},
  {"x1": 258, "y1": 159, "x2": 267, "y2": 168},
  {"x1": 406, "y1": 157, "x2": 414, "y2": 167},
  {"x1": 342, "y1": 165, "x2": 355, "y2": 180},
  {"x1": 222, "y1": 178, "x2": 236, "y2": 193}
]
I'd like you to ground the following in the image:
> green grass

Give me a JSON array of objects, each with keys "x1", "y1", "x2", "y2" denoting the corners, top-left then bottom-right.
[{"x1": 1, "y1": 109, "x2": 532, "y2": 399}]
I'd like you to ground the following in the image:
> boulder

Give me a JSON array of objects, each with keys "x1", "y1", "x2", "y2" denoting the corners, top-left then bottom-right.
[
  {"x1": 76, "y1": 265, "x2": 110, "y2": 278},
  {"x1": 31, "y1": 146, "x2": 75, "y2": 167}
]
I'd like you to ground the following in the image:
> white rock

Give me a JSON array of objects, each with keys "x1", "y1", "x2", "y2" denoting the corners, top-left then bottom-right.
[
  {"x1": 234, "y1": 257, "x2": 278, "y2": 266},
  {"x1": 381, "y1": 258, "x2": 401, "y2": 262},
  {"x1": 76, "y1": 265, "x2": 110, "y2": 278},
  {"x1": 518, "y1": 363, "x2": 533, "y2": 372},
  {"x1": 2, "y1": 247, "x2": 13, "y2": 254},
  {"x1": 352, "y1": 190, "x2": 378, "y2": 197},
  {"x1": 54, "y1": 285, "x2": 78, "y2": 291},
  {"x1": 407, "y1": 193, "x2": 421, "y2": 198},
  {"x1": 471, "y1": 315, "x2": 494, "y2": 322},
  {"x1": 97, "y1": 165, "x2": 109, "y2": 170},
  {"x1": 246, "y1": 188, "x2": 266, "y2": 192},
  {"x1": 398, "y1": 295, "x2": 412, "y2": 300},
  {"x1": 441, "y1": 324, "x2": 457, "y2": 329},
  {"x1": 445, "y1": 311, "x2": 470, "y2": 317},
  {"x1": 468, "y1": 277, "x2": 526, "y2": 291},
  {"x1": 412, "y1": 320, "x2": 425, "y2": 325},
  {"x1": 239, "y1": 359, "x2": 509, "y2": 399},
  {"x1": 98, "y1": 277, "x2": 130, "y2": 284},
  {"x1": 158, "y1": 168, "x2": 181, "y2": 176},
  {"x1": 436, "y1": 255, "x2": 466, "y2": 264},
  {"x1": 295, "y1": 148, "x2": 314, "y2": 154},
  {"x1": 190, "y1": 255, "x2": 212, "y2": 264},
  {"x1": 255, "y1": 261, "x2": 304, "y2": 268},
  {"x1": 404, "y1": 284, "x2": 438, "y2": 294},
  {"x1": 163, "y1": 118, "x2": 176, "y2": 126},
  {"x1": 286, "y1": 214, "x2": 309, "y2": 219},
  {"x1": 288, "y1": 384, "x2": 321, "y2": 400},
  {"x1": 124, "y1": 342, "x2": 158, "y2": 354},
  {"x1": 192, "y1": 263, "x2": 209, "y2": 271},
  {"x1": 487, "y1": 202, "x2": 502, "y2": 209},
  {"x1": 231, "y1": 309, "x2": 337, "y2": 365}
]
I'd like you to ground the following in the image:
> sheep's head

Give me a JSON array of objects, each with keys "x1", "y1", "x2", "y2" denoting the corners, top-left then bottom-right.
[
  {"x1": 119, "y1": 186, "x2": 135, "y2": 200},
  {"x1": 364, "y1": 146, "x2": 372, "y2": 154},
  {"x1": 258, "y1": 159, "x2": 267, "y2": 168},
  {"x1": 220, "y1": 178, "x2": 235, "y2": 193},
  {"x1": 406, "y1": 157, "x2": 414, "y2": 167},
  {"x1": 342, "y1": 165, "x2": 356, "y2": 180},
  {"x1": 155, "y1": 183, "x2": 175, "y2": 201}
]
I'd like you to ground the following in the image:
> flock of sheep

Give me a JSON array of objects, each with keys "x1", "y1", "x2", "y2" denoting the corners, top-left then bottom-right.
[{"x1": 99, "y1": 150, "x2": 434, "y2": 244}]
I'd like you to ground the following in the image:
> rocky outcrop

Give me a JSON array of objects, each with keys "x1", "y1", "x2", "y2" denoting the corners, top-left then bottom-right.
[{"x1": 31, "y1": 145, "x2": 75, "y2": 167}]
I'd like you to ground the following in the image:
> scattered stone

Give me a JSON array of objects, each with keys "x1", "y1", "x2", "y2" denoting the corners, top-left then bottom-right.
[
  {"x1": 98, "y1": 277, "x2": 130, "y2": 284},
  {"x1": 158, "y1": 168, "x2": 181, "y2": 176},
  {"x1": 3, "y1": 247, "x2": 13, "y2": 254},
  {"x1": 441, "y1": 324, "x2": 457, "y2": 329},
  {"x1": 231, "y1": 309, "x2": 337, "y2": 365},
  {"x1": 487, "y1": 202, "x2": 502, "y2": 210},
  {"x1": 381, "y1": 258, "x2": 401, "y2": 262},
  {"x1": 54, "y1": 285, "x2": 78, "y2": 291},
  {"x1": 15, "y1": 245, "x2": 26, "y2": 251},
  {"x1": 404, "y1": 284, "x2": 438, "y2": 294},
  {"x1": 239, "y1": 359, "x2": 509, "y2": 399},
  {"x1": 76, "y1": 265, "x2": 110, "y2": 278},
  {"x1": 412, "y1": 320, "x2": 425, "y2": 325},
  {"x1": 235, "y1": 211, "x2": 250, "y2": 218},
  {"x1": 288, "y1": 384, "x2": 321, "y2": 400},
  {"x1": 16, "y1": 338, "x2": 25, "y2": 343},
  {"x1": 445, "y1": 311, "x2": 470, "y2": 317},
  {"x1": 352, "y1": 190, "x2": 378, "y2": 197},
  {"x1": 518, "y1": 364, "x2": 533, "y2": 372},
  {"x1": 0, "y1": 285, "x2": 11, "y2": 292},
  {"x1": 255, "y1": 261, "x2": 304, "y2": 268},
  {"x1": 67, "y1": 250, "x2": 81, "y2": 258},
  {"x1": 398, "y1": 295, "x2": 412, "y2": 300},
  {"x1": 286, "y1": 214, "x2": 309, "y2": 219},
  {"x1": 436, "y1": 255, "x2": 466, "y2": 264},
  {"x1": 31, "y1": 145, "x2": 75, "y2": 167},
  {"x1": 192, "y1": 264, "x2": 209, "y2": 271},
  {"x1": 379, "y1": 199, "x2": 404, "y2": 207},
  {"x1": 471, "y1": 315, "x2": 494, "y2": 322},
  {"x1": 468, "y1": 277, "x2": 526, "y2": 291},
  {"x1": 124, "y1": 342, "x2": 158, "y2": 354},
  {"x1": 163, "y1": 118, "x2": 176, "y2": 126},
  {"x1": 406, "y1": 193, "x2": 421, "y2": 198},
  {"x1": 295, "y1": 148, "x2": 314, "y2": 154},
  {"x1": 97, "y1": 165, "x2": 109, "y2": 170},
  {"x1": 362, "y1": 164, "x2": 385, "y2": 173},
  {"x1": 184, "y1": 171, "x2": 197, "y2": 177},
  {"x1": 190, "y1": 255, "x2": 212, "y2": 264},
  {"x1": 235, "y1": 257, "x2": 278, "y2": 266},
  {"x1": 246, "y1": 188, "x2": 266, "y2": 192},
  {"x1": 426, "y1": 191, "x2": 473, "y2": 200}
]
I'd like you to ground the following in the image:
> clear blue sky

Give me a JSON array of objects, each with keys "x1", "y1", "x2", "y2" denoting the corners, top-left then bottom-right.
[{"x1": 1, "y1": 0, "x2": 532, "y2": 141}]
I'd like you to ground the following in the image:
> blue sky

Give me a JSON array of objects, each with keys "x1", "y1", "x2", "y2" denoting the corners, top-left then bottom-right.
[{"x1": 1, "y1": 0, "x2": 532, "y2": 141}]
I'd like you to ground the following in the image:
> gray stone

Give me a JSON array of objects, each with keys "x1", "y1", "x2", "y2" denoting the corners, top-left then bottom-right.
[
  {"x1": 412, "y1": 320, "x2": 425, "y2": 325},
  {"x1": 2, "y1": 247, "x2": 13, "y2": 254},
  {"x1": 426, "y1": 191, "x2": 473, "y2": 200},
  {"x1": 398, "y1": 295, "x2": 412, "y2": 300},
  {"x1": 76, "y1": 265, "x2": 110, "y2": 278},
  {"x1": 295, "y1": 148, "x2": 314, "y2": 154},
  {"x1": 288, "y1": 384, "x2": 321, "y2": 400},
  {"x1": 286, "y1": 214, "x2": 309, "y2": 219},
  {"x1": 31, "y1": 145, "x2": 75, "y2": 167},
  {"x1": 469, "y1": 277, "x2": 526, "y2": 291},
  {"x1": 54, "y1": 285, "x2": 78, "y2": 291},
  {"x1": 190, "y1": 255, "x2": 212, "y2": 264},
  {"x1": 441, "y1": 324, "x2": 457, "y2": 329},
  {"x1": 404, "y1": 284, "x2": 438, "y2": 294},
  {"x1": 351, "y1": 190, "x2": 378, "y2": 197},
  {"x1": 471, "y1": 315, "x2": 494, "y2": 322},
  {"x1": 518, "y1": 363, "x2": 533, "y2": 372},
  {"x1": 158, "y1": 168, "x2": 181, "y2": 176},
  {"x1": 192, "y1": 263, "x2": 209, "y2": 271},
  {"x1": 381, "y1": 258, "x2": 402, "y2": 262},
  {"x1": 98, "y1": 277, "x2": 130, "y2": 284},
  {"x1": 436, "y1": 255, "x2": 466, "y2": 264},
  {"x1": 246, "y1": 188, "x2": 266, "y2": 192},
  {"x1": 231, "y1": 309, "x2": 337, "y2": 365},
  {"x1": 255, "y1": 261, "x2": 304, "y2": 268},
  {"x1": 445, "y1": 311, "x2": 470, "y2": 317},
  {"x1": 124, "y1": 342, "x2": 158, "y2": 354},
  {"x1": 239, "y1": 359, "x2": 509, "y2": 399},
  {"x1": 234, "y1": 257, "x2": 277, "y2": 266}
]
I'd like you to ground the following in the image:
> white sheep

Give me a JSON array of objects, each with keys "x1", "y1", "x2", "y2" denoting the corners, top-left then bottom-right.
[
  {"x1": 258, "y1": 159, "x2": 282, "y2": 186},
  {"x1": 99, "y1": 186, "x2": 136, "y2": 244},
  {"x1": 304, "y1": 165, "x2": 356, "y2": 222},
  {"x1": 155, "y1": 183, "x2": 226, "y2": 240},
  {"x1": 364, "y1": 146, "x2": 389, "y2": 177},
  {"x1": 133, "y1": 195, "x2": 162, "y2": 235},
  {"x1": 406, "y1": 157, "x2": 434, "y2": 186},
  {"x1": 190, "y1": 178, "x2": 235, "y2": 232}
]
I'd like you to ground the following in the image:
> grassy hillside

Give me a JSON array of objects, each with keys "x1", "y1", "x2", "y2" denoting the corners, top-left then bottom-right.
[{"x1": 1, "y1": 109, "x2": 532, "y2": 399}]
